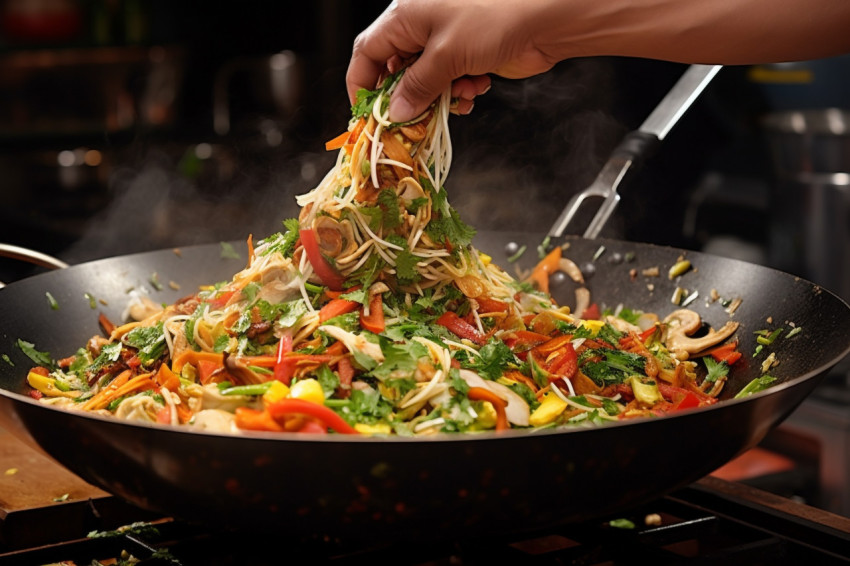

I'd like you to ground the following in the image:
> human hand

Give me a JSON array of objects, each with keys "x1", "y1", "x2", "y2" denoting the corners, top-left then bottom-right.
[{"x1": 346, "y1": 0, "x2": 562, "y2": 123}]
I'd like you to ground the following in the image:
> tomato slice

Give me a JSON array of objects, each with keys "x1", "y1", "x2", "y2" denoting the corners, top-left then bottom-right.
[{"x1": 300, "y1": 228, "x2": 345, "y2": 291}]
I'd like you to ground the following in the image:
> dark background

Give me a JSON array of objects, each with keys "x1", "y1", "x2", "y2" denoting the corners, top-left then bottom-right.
[{"x1": 0, "y1": 0, "x2": 844, "y2": 285}]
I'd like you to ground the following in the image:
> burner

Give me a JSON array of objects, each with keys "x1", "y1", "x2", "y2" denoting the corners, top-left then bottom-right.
[{"x1": 2, "y1": 477, "x2": 849, "y2": 565}]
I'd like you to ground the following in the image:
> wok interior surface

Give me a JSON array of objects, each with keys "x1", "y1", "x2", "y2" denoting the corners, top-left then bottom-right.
[{"x1": 1, "y1": 231, "x2": 849, "y2": 538}]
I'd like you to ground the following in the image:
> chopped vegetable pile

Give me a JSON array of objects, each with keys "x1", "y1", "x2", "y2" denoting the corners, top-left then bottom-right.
[{"x1": 21, "y1": 72, "x2": 756, "y2": 436}]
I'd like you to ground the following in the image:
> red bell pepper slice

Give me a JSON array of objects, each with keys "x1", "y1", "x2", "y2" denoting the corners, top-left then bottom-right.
[
  {"x1": 267, "y1": 399, "x2": 359, "y2": 434},
  {"x1": 359, "y1": 292, "x2": 385, "y2": 334},
  {"x1": 436, "y1": 311, "x2": 485, "y2": 345},
  {"x1": 706, "y1": 341, "x2": 742, "y2": 365},
  {"x1": 273, "y1": 335, "x2": 294, "y2": 385},
  {"x1": 300, "y1": 228, "x2": 345, "y2": 291},
  {"x1": 476, "y1": 296, "x2": 510, "y2": 314},
  {"x1": 581, "y1": 303, "x2": 601, "y2": 320},
  {"x1": 548, "y1": 343, "x2": 578, "y2": 380},
  {"x1": 207, "y1": 289, "x2": 236, "y2": 309}
]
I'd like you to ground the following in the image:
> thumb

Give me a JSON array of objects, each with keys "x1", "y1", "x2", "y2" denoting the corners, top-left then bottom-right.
[{"x1": 389, "y1": 52, "x2": 456, "y2": 123}]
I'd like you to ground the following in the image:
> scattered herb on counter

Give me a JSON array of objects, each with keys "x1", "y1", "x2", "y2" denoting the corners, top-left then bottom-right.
[
  {"x1": 52, "y1": 493, "x2": 70, "y2": 502},
  {"x1": 786, "y1": 326, "x2": 802, "y2": 338},
  {"x1": 149, "y1": 272, "x2": 163, "y2": 291},
  {"x1": 220, "y1": 241, "x2": 241, "y2": 260},
  {"x1": 88, "y1": 521, "x2": 160, "y2": 539},
  {"x1": 1, "y1": 354, "x2": 13, "y2": 366},
  {"x1": 45, "y1": 292, "x2": 59, "y2": 310},
  {"x1": 84, "y1": 292, "x2": 97, "y2": 309},
  {"x1": 608, "y1": 518, "x2": 636, "y2": 529}
]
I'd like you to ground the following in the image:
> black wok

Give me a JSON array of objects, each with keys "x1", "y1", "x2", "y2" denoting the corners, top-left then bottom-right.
[{"x1": 1, "y1": 231, "x2": 849, "y2": 539}]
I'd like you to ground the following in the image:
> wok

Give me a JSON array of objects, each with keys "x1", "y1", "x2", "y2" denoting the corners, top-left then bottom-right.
[{"x1": 1, "y1": 231, "x2": 849, "y2": 540}]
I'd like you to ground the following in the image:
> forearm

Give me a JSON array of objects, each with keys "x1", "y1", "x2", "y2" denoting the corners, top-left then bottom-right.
[{"x1": 535, "y1": 0, "x2": 850, "y2": 64}]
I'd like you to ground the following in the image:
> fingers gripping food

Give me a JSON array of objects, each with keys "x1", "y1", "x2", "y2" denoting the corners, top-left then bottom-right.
[{"x1": 23, "y1": 72, "x2": 745, "y2": 435}]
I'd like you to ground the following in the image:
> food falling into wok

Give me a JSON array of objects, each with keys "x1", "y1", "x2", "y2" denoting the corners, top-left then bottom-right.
[{"x1": 21, "y1": 72, "x2": 758, "y2": 435}]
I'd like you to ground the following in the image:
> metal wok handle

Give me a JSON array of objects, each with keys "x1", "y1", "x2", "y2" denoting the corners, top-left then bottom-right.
[
  {"x1": 548, "y1": 64, "x2": 722, "y2": 239},
  {"x1": 0, "y1": 243, "x2": 68, "y2": 289}
]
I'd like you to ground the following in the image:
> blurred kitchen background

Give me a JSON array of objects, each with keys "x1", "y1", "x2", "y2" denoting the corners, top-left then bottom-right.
[{"x1": 0, "y1": 0, "x2": 849, "y2": 517}]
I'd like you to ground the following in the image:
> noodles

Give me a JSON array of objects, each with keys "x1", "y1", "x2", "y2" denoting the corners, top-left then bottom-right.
[{"x1": 22, "y1": 70, "x2": 745, "y2": 436}]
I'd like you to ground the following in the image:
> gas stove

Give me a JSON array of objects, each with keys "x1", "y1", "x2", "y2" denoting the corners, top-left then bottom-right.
[{"x1": 2, "y1": 472, "x2": 849, "y2": 565}]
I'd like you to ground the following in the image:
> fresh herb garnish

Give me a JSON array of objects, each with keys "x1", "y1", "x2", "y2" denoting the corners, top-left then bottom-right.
[
  {"x1": 220, "y1": 241, "x2": 241, "y2": 260},
  {"x1": 124, "y1": 322, "x2": 167, "y2": 366},
  {"x1": 703, "y1": 356, "x2": 729, "y2": 383},
  {"x1": 16, "y1": 339, "x2": 54, "y2": 369}
]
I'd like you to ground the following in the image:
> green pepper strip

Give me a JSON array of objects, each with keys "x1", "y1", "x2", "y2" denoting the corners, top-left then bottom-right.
[{"x1": 221, "y1": 382, "x2": 274, "y2": 396}]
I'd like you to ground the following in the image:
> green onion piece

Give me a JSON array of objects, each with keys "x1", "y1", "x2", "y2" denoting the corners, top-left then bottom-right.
[
  {"x1": 248, "y1": 366, "x2": 273, "y2": 375},
  {"x1": 323, "y1": 399, "x2": 352, "y2": 408},
  {"x1": 592, "y1": 245, "x2": 606, "y2": 262},
  {"x1": 361, "y1": 158, "x2": 371, "y2": 178},
  {"x1": 1, "y1": 354, "x2": 13, "y2": 367},
  {"x1": 149, "y1": 273, "x2": 163, "y2": 291},
  {"x1": 756, "y1": 328, "x2": 783, "y2": 346},
  {"x1": 221, "y1": 382, "x2": 274, "y2": 396},
  {"x1": 536, "y1": 236, "x2": 551, "y2": 259},
  {"x1": 46, "y1": 292, "x2": 59, "y2": 310},
  {"x1": 753, "y1": 344, "x2": 764, "y2": 357},
  {"x1": 734, "y1": 375, "x2": 777, "y2": 398},
  {"x1": 84, "y1": 292, "x2": 97, "y2": 309},
  {"x1": 304, "y1": 282, "x2": 324, "y2": 294},
  {"x1": 507, "y1": 244, "x2": 527, "y2": 263},
  {"x1": 786, "y1": 326, "x2": 802, "y2": 338}
]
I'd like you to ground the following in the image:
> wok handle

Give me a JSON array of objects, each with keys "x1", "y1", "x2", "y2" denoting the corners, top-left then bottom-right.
[
  {"x1": 548, "y1": 64, "x2": 722, "y2": 239},
  {"x1": 0, "y1": 243, "x2": 68, "y2": 288}
]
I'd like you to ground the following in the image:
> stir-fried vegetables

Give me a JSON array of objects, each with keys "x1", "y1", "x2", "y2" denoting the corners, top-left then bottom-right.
[{"x1": 22, "y1": 71, "x2": 748, "y2": 436}]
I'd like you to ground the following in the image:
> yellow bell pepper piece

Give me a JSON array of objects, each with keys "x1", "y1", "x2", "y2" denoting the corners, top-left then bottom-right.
[
  {"x1": 580, "y1": 319, "x2": 605, "y2": 335},
  {"x1": 478, "y1": 252, "x2": 492, "y2": 266},
  {"x1": 354, "y1": 422, "x2": 392, "y2": 435},
  {"x1": 289, "y1": 378, "x2": 324, "y2": 405},
  {"x1": 262, "y1": 380, "x2": 290, "y2": 406},
  {"x1": 472, "y1": 401, "x2": 498, "y2": 430},
  {"x1": 26, "y1": 371, "x2": 79, "y2": 399},
  {"x1": 529, "y1": 392, "x2": 568, "y2": 427}
]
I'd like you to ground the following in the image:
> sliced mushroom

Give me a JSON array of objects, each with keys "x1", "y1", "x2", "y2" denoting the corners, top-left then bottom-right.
[
  {"x1": 396, "y1": 176, "x2": 426, "y2": 205},
  {"x1": 312, "y1": 216, "x2": 357, "y2": 259},
  {"x1": 662, "y1": 309, "x2": 739, "y2": 359},
  {"x1": 223, "y1": 353, "x2": 266, "y2": 384}
]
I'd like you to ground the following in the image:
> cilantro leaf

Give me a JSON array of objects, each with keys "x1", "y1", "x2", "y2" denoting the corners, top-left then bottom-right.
[
  {"x1": 124, "y1": 322, "x2": 167, "y2": 366},
  {"x1": 372, "y1": 339, "x2": 429, "y2": 381},
  {"x1": 316, "y1": 364, "x2": 340, "y2": 398},
  {"x1": 377, "y1": 189, "x2": 402, "y2": 230},
  {"x1": 425, "y1": 207, "x2": 476, "y2": 249},
  {"x1": 463, "y1": 340, "x2": 516, "y2": 381},
  {"x1": 703, "y1": 356, "x2": 730, "y2": 383}
]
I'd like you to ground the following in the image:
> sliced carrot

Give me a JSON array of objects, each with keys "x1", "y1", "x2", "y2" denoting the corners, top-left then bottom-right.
[
  {"x1": 319, "y1": 298, "x2": 359, "y2": 323},
  {"x1": 324, "y1": 129, "x2": 351, "y2": 151}
]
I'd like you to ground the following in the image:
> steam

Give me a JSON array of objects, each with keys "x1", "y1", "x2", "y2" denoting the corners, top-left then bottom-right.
[
  {"x1": 446, "y1": 58, "x2": 626, "y2": 236},
  {"x1": 63, "y1": 145, "x2": 333, "y2": 264}
]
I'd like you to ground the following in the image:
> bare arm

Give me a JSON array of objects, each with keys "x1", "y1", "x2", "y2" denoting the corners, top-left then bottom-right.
[{"x1": 347, "y1": 0, "x2": 850, "y2": 122}]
